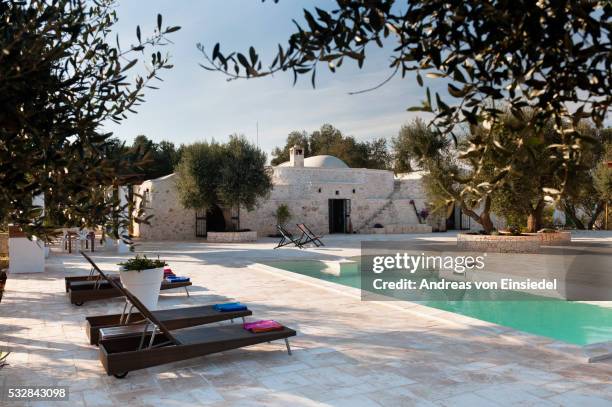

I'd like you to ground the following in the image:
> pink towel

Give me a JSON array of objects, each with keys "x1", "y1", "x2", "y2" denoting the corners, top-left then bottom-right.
[{"x1": 243, "y1": 320, "x2": 283, "y2": 333}]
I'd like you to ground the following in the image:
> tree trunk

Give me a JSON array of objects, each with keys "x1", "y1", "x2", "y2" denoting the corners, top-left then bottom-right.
[
  {"x1": 478, "y1": 211, "x2": 495, "y2": 233},
  {"x1": 236, "y1": 207, "x2": 240, "y2": 231},
  {"x1": 527, "y1": 200, "x2": 545, "y2": 233},
  {"x1": 588, "y1": 200, "x2": 605, "y2": 230},
  {"x1": 459, "y1": 196, "x2": 495, "y2": 234},
  {"x1": 564, "y1": 207, "x2": 585, "y2": 229}
]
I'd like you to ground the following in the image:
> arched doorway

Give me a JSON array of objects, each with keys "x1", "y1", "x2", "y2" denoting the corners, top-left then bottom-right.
[
  {"x1": 195, "y1": 204, "x2": 227, "y2": 237},
  {"x1": 206, "y1": 204, "x2": 226, "y2": 233}
]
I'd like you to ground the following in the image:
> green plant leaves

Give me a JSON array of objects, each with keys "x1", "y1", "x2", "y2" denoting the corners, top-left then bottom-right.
[{"x1": 1, "y1": 1, "x2": 179, "y2": 239}]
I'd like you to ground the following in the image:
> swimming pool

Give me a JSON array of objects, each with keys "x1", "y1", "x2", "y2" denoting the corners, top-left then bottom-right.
[{"x1": 263, "y1": 259, "x2": 612, "y2": 346}]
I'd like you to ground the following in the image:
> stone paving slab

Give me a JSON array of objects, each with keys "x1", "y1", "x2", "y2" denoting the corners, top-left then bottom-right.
[{"x1": 0, "y1": 233, "x2": 611, "y2": 406}]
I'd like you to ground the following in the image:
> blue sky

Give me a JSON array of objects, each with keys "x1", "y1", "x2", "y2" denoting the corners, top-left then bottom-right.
[{"x1": 104, "y1": 1, "x2": 430, "y2": 158}]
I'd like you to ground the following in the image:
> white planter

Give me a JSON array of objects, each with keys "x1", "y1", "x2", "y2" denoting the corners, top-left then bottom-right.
[
  {"x1": 8, "y1": 237, "x2": 45, "y2": 274},
  {"x1": 119, "y1": 267, "x2": 164, "y2": 310}
]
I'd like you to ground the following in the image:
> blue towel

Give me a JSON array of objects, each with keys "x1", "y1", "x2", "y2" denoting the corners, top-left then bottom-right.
[
  {"x1": 213, "y1": 302, "x2": 247, "y2": 312},
  {"x1": 166, "y1": 276, "x2": 190, "y2": 283}
]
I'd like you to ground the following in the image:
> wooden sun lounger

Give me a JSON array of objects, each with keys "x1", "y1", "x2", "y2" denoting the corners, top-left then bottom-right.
[
  {"x1": 80, "y1": 253, "x2": 296, "y2": 378},
  {"x1": 296, "y1": 223, "x2": 325, "y2": 247},
  {"x1": 100, "y1": 322, "x2": 296, "y2": 378},
  {"x1": 67, "y1": 265, "x2": 191, "y2": 306},
  {"x1": 274, "y1": 225, "x2": 304, "y2": 249},
  {"x1": 65, "y1": 274, "x2": 119, "y2": 292},
  {"x1": 86, "y1": 304, "x2": 252, "y2": 346}
]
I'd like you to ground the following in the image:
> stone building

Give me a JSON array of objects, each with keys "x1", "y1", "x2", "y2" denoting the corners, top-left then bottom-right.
[{"x1": 133, "y1": 146, "x2": 441, "y2": 240}]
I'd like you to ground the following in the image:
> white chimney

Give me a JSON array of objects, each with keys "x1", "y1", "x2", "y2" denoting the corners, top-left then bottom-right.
[{"x1": 289, "y1": 145, "x2": 304, "y2": 167}]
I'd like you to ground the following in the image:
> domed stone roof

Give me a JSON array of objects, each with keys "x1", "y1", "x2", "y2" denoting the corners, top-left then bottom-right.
[{"x1": 279, "y1": 155, "x2": 349, "y2": 169}]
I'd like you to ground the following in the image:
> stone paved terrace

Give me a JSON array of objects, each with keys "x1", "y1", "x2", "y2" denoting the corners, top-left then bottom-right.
[{"x1": 1, "y1": 232, "x2": 612, "y2": 406}]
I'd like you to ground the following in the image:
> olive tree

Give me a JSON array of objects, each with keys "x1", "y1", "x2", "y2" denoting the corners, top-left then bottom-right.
[
  {"x1": 557, "y1": 128, "x2": 610, "y2": 229},
  {"x1": 393, "y1": 119, "x2": 497, "y2": 232},
  {"x1": 176, "y1": 136, "x2": 272, "y2": 231},
  {"x1": 0, "y1": 0, "x2": 180, "y2": 240}
]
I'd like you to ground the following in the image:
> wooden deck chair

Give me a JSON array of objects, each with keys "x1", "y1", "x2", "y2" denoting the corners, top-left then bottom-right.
[
  {"x1": 82, "y1": 253, "x2": 296, "y2": 378},
  {"x1": 274, "y1": 225, "x2": 304, "y2": 249},
  {"x1": 296, "y1": 223, "x2": 325, "y2": 247}
]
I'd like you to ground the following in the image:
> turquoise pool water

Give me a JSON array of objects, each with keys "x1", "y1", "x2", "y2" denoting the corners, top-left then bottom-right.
[{"x1": 263, "y1": 259, "x2": 612, "y2": 346}]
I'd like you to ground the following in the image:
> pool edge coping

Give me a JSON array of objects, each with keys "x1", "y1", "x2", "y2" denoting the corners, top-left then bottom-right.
[{"x1": 250, "y1": 262, "x2": 612, "y2": 364}]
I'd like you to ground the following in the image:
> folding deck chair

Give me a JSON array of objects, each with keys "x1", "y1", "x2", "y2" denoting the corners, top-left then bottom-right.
[
  {"x1": 274, "y1": 225, "x2": 304, "y2": 249},
  {"x1": 80, "y1": 252, "x2": 252, "y2": 345},
  {"x1": 85, "y1": 254, "x2": 296, "y2": 378},
  {"x1": 296, "y1": 223, "x2": 325, "y2": 247}
]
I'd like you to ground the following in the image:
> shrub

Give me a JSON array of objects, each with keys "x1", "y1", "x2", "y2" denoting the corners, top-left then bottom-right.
[
  {"x1": 275, "y1": 204, "x2": 291, "y2": 226},
  {"x1": 119, "y1": 255, "x2": 166, "y2": 272}
]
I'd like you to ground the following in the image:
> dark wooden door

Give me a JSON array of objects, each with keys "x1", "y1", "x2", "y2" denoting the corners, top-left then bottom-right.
[{"x1": 329, "y1": 199, "x2": 350, "y2": 233}]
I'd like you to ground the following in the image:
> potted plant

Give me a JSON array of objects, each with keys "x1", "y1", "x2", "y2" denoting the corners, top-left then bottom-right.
[
  {"x1": 276, "y1": 204, "x2": 291, "y2": 225},
  {"x1": 118, "y1": 255, "x2": 167, "y2": 309}
]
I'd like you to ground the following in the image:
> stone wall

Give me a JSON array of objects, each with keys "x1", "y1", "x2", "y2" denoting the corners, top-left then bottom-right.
[
  {"x1": 134, "y1": 167, "x2": 434, "y2": 240},
  {"x1": 240, "y1": 167, "x2": 431, "y2": 237},
  {"x1": 365, "y1": 224, "x2": 432, "y2": 234},
  {"x1": 526, "y1": 231, "x2": 572, "y2": 246},
  {"x1": 132, "y1": 175, "x2": 195, "y2": 240},
  {"x1": 207, "y1": 231, "x2": 257, "y2": 243},
  {"x1": 457, "y1": 233, "x2": 541, "y2": 253}
]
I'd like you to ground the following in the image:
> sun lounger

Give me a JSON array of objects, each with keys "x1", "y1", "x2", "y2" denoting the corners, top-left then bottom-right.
[
  {"x1": 274, "y1": 225, "x2": 304, "y2": 249},
  {"x1": 86, "y1": 303, "x2": 252, "y2": 346},
  {"x1": 64, "y1": 273, "x2": 119, "y2": 292},
  {"x1": 296, "y1": 223, "x2": 325, "y2": 247},
  {"x1": 81, "y1": 253, "x2": 296, "y2": 378},
  {"x1": 67, "y1": 262, "x2": 191, "y2": 306}
]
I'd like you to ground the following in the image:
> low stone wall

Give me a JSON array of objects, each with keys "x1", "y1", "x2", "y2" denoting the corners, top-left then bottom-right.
[
  {"x1": 365, "y1": 224, "x2": 432, "y2": 234},
  {"x1": 536, "y1": 231, "x2": 571, "y2": 246},
  {"x1": 457, "y1": 233, "x2": 541, "y2": 253},
  {"x1": 207, "y1": 231, "x2": 257, "y2": 243}
]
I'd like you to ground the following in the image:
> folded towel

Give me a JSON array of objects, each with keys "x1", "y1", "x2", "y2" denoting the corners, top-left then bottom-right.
[
  {"x1": 243, "y1": 320, "x2": 283, "y2": 333},
  {"x1": 213, "y1": 302, "x2": 247, "y2": 312},
  {"x1": 166, "y1": 276, "x2": 189, "y2": 283}
]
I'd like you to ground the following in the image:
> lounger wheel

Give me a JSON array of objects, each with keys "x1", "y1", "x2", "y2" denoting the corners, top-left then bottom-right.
[
  {"x1": 73, "y1": 301, "x2": 84, "y2": 306},
  {"x1": 113, "y1": 372, "x2": 128, "y2": 379}
]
